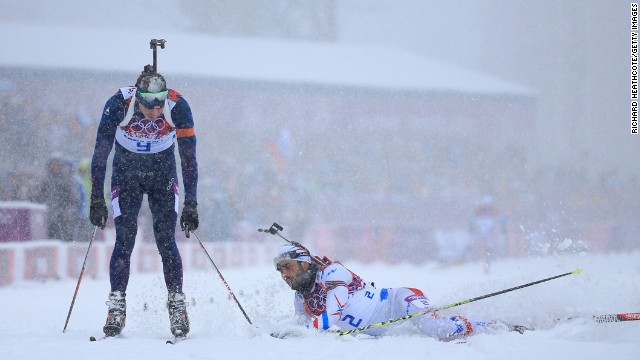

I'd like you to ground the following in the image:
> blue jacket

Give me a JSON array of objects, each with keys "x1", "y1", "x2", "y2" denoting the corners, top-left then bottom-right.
[{"x1": 91, "y1": 87, "x2": 198, "y2": 205}]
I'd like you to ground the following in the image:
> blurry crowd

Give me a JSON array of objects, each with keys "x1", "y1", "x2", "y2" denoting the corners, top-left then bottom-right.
[
  {"x1": 1, "y1": 88, "x2": 638, "y2": 251},
  {"x1": 1, "y1": 134, "x2": 638, "y2": 250},
  {"x1": 0, "y1": 156, "x2": 92, "y2": 242}
]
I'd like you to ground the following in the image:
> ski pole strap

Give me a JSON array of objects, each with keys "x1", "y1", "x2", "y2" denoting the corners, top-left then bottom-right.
[{"x1": 337, "y1": 268, "x2": 583, "y2": 336}]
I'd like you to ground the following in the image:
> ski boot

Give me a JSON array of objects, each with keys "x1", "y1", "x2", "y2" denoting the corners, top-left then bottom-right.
[
  {"x1": 103, "y1": 291, "x2": 126, "y2": 336},
  {"x1": 168, "y1": 292, "x2": 190, "y2": 337}
]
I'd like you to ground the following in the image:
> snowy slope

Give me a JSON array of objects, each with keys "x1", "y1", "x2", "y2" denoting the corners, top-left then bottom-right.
[{"x1": 1, "y1": 251, "x2": 638, "y2": 360}]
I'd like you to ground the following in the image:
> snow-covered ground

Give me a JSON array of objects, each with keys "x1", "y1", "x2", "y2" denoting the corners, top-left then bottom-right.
[{"x1": 1, "y1": 251, "x2": 638, "y2": 360}]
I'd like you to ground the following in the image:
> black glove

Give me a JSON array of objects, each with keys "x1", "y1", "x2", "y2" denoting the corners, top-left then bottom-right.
[
  {"x1": 180, "y1": 203, "x2": 198, "y2": 238},
  {"x1": 89, "y1": 197, "x2": 108, "y2": 229}
]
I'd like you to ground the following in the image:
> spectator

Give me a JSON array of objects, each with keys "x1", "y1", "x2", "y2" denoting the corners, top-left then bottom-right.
[
  {"x1": 1, "y1": 171, "x2": 24, "y2": 201},
  {"x1": 469, "y1": 195, "x2": 507, "y2": 273},
  {"x1": 202, "y1": 193, "x2": 235, "y2": 241},
  {"x1": 34, "y1": 156, "x2": 83, "y2": 242}
]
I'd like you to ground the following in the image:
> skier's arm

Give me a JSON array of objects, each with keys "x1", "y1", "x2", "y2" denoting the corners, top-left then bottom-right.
[
  {"x1": 309, "y1": 286, "x2": 348, "y2": 330},
  {"x1": 91, "y1": 93, "x2": 122, "y2": 200},
  {"x1": 269, "y1": 294, "x2": 313, "y2": 339},
  {"x1": 172, "y1": 96, "x2": 198, "y2": 205},
  {"x1": 307, "y1": 265, "x2": 351, "y2": 330},
  {"x1": 293, "y1": 293, "x2": 313, "y2": 325}
]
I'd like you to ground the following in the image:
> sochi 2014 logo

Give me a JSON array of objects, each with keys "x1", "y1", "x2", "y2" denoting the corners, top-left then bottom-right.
[{"x1": 123, "y1": 116, "x2": 173, "y2": 139}]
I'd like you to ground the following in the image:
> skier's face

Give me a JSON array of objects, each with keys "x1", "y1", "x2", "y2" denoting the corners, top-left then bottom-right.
[
  {"x1": 138, "y1": 100, "x2": 164, "y2": 120},
  {"x1": 276, "y1": 260, "x2": 309, "y2": 290}
]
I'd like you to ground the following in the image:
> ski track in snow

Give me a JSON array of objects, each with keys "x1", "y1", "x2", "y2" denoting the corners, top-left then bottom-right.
[{"x1": 1, "y1": 251, "x2": 639, "y2": 360}]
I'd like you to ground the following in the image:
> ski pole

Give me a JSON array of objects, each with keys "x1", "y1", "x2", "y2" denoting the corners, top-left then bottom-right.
[
  {"x1": 190, "y1": 231, "x2": 253, "y2": 325},
  {"x1": 337, "y1": 267, "x2": 583, "y2": 336},
  {"x1": 63, "y1": 225, "x2": 98, "y2": 332}
]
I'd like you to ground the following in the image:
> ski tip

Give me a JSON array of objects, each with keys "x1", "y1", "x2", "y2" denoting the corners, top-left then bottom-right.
[
  {"x1": 89, "y1": 336, "x2": 97, "y2": 342},
  {"x1": 572, "y1": 267, "x2": 583, "y2": 275}
]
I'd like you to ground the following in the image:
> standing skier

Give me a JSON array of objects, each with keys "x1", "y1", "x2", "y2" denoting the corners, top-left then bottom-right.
[
  {"x1": 273, "y1": 244, "x2": 525, "y2": 340},
  {"x1": 89, "y1": 67, "x2": 199, "y2": 338}
]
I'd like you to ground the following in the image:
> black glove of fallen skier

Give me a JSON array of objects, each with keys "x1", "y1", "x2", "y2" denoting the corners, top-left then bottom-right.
[
  {"x1": 89, "y1": 197, "x2": 108, "y2": 229},
  {"x1": 180, "y1": 203, "x2": 199, "y2": 238}
]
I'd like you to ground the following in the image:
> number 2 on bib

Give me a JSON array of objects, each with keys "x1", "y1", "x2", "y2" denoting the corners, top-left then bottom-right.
[{"x1": 342, "y1": 315, "x2": 363, "y2": 328}]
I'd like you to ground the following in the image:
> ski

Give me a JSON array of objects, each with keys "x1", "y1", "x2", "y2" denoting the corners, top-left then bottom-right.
[
  {"x1": 352, "y1": 333, "x2": 381, "y2": 340},
  {"x1": 555, "y1": 311, "x2": 640, "y2": 326},
  {"x1": 89, "y1": 335, "x2": 115, "y2": 342},
  {"x1": 166, "y1": 335, "x2": 187, "y2": 345},
  {"x1": 592, "y1": 312, "x2": 640, "y2": 323}
]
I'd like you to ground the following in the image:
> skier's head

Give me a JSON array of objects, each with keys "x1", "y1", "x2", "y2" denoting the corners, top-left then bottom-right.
[
  {"x1": 135, "y1": 69, "x2": 167, "y2": 109},
  {"x1": 274, "y1": 244, "x2": 311, "y2": 266},
  {"x1": 274, "y1": 244, "x2": 317, "y2": 293}
]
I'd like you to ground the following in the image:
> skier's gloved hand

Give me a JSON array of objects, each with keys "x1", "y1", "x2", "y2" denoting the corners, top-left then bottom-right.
[
  {"x1": 180, "y1": 203, "x2": 198, "y2": 238},
  {"x1": 90, "y1": 197, "x2": 108, "y2": 229},
  {"x1": 270, "y1": 326, "x2": 310, "y2": 339}
]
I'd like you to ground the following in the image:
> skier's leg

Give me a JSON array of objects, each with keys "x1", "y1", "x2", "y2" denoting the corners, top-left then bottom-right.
[
  {"x1": 148, "y1": 175, "x2": 189, "y2": 336},
  {"x1": 393, "y1": 287, "x2": 490, "y2": 341},
  {"x1": 110, "y1": 183, "x2": 143, "y2": 292},
  {"x1": 147, "y1": 175, "x2": 182, "y2": 293},
  {"x1": 103, "y1": 182, "x2": 143, "y2": 336}
]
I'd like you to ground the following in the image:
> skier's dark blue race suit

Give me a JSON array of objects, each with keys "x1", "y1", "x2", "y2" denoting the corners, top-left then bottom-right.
[{"x1": 91, "y1": 86, "x2": 198, "y2": 294}]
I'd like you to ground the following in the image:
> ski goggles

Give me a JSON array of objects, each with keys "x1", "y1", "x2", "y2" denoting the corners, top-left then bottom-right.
[
  {"x1": 136, "y1": 90, "x2": 168, "y2": 108},
  {"x1": 274, "y1": 246, "x2": 311, "y2": 267}
]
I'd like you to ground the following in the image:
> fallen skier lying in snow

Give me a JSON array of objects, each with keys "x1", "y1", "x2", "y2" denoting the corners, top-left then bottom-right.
[{"x1": 271, "y1": 244, "x2": 527, "y2": 340}]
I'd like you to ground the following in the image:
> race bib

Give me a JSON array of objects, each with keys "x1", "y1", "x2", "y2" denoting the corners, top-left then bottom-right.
[{"x1": 115, "y1": 116, "x2": 176, "y2": 153}]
